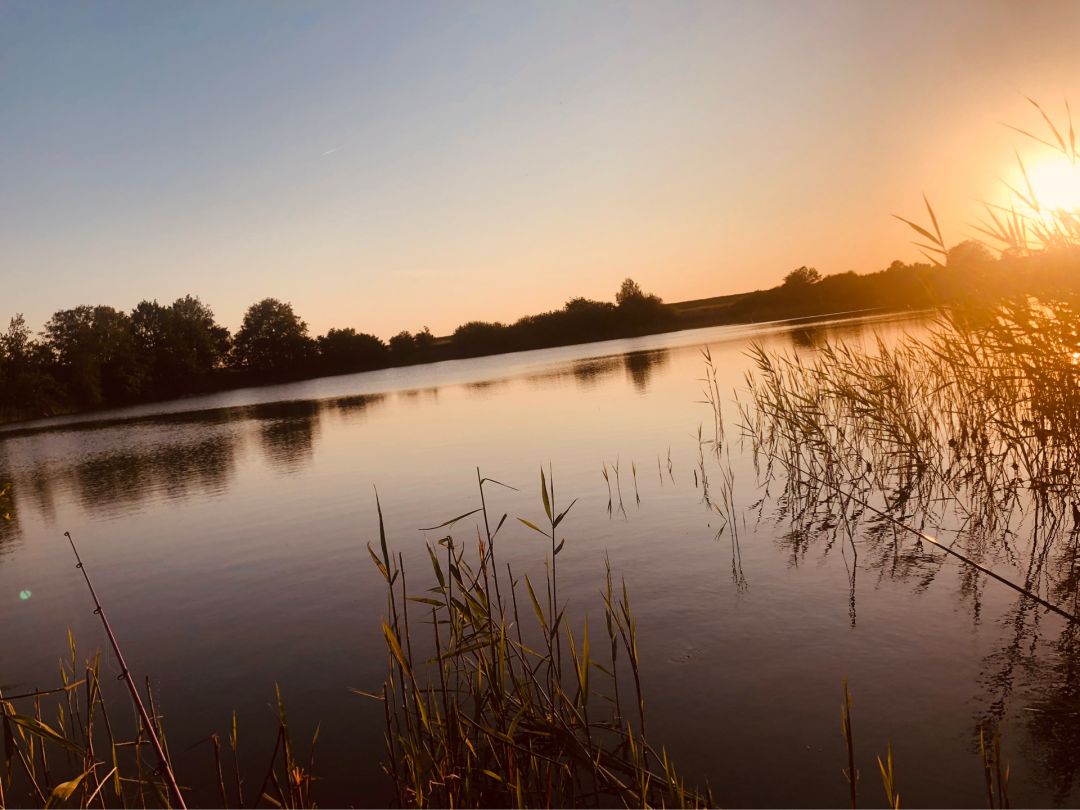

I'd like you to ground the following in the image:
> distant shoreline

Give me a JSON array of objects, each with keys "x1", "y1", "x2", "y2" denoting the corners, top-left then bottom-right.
[
  {"x1": 0, "y1": 305, "x2": 906, "y2": 436},
  {"x1": 5, "y1": 248, "x2": 1074, "y2": 430}
]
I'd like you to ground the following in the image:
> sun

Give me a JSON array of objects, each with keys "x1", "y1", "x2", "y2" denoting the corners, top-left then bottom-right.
[{"x1": 1022, "y1": 155, "x2": 1080, "y2": 212}]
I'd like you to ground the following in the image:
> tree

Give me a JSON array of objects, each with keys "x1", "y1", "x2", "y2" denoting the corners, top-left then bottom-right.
[
  {"x1": 318, "y1": 328, "x2": 388, "y2": 373},
  {"x1": 452, "y1": 321, "x2": 507, "y2": 357},
  {"x1": 169, "y1": 295, "x2": 231, "y2": 372},
  {"x1": 946, "y1": 240, "x2": 995, "y2": 268},
  {"x1": 612, "y1": 278, "x2": 671, "y2": 333},
  {"x1": 389, "y1": 331, "x2": 417, "y2": 360},
  {"x1": 131, "y1": 296, "x2": 231, "y2": 396},
  {"x1": 231, "y1": 298, "x2": 315, "y2": 375},
  {"x1": 44, "y1": 305, "x2": 141, "y2": 407},
  {"x1": 414, "y1": 327, "x2": 435, "y2": 353},
  {"x1": 783, "y1": 266, "x2": 822, "y2": 286},
  {"x1": 616, "y1": 278, "x2": 645, "y2": 306},
  {"x1": 0, "y1": 315, "x2": 58, "y2": 420}
]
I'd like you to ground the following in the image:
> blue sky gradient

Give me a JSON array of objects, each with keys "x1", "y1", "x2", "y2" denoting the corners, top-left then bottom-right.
[{"x1": 3, "y1": 1, "x2": 1079, "y2": 337}]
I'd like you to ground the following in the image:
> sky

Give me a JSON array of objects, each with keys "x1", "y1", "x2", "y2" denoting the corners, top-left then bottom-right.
[{"x1": 2, "y1": 0, "x2": 1080, "y2": 339}]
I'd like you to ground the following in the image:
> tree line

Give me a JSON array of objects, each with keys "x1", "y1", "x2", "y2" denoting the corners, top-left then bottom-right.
[
  {"x1": 0, "y1": 279, "x2": 672, "y2": 423},
  {"x1": 4, "y1": 247, "x2": 1076, "y2": 425}
]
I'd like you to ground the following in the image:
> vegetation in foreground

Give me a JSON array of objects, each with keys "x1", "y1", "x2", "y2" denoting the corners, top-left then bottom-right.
[
  {"x1": 0, "y1": 473, "x2": 714, "y2": 809},
  {"x1": 367, "y1": 472, "x2": 710, "y2": 808},
  {"x1": 1, "y1": 462, "x2": 1024, "y2": 809}
]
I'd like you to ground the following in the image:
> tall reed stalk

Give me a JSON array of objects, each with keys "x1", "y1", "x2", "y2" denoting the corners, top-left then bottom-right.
[{"x1": 365, "y1": 470, "x2": 711, "y2": 808}]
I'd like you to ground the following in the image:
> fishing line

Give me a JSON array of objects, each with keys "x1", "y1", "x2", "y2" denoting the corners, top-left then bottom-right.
[
  {"x1": 65, "y1": 531, "x2": 188, "y2": 809},
  {"x1": 768, "y1": 454, "x2": 1080, "y2": 625}
]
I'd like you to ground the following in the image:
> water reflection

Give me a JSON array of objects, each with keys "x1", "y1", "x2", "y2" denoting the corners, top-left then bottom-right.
[
  {"x1": 0, "y1": 393, "x2": 397, "y2": 540},
  {"x1": 519, "y1": 355, "x2": 621, "y2": 389},
  {"x1": 1027, "y1": 622, "x2": 1080, "y2": 803},
  {"x1": 76, "y1": 435, "x2": 238, "y2": 515},
  {"x1": 786, "y1": 318, "x2": 869, "y2": 351},
  {"x1": 464, "y1": 379, "x2": 511, "y2": 397},
  {"x1": 331, "y1": 393, "x2": 386, "y2": 419},
  {"x1": 748, "y1": 386, "x2": 1080, "y2": 802},
  {"x1": 397, "y1": 387, "x2": 440, "y2": 404},
  {"x1": 623, "y1": 350, "x2": 669, "y2": 392},
  {"x1": 0, "y1": 468, "x2": 18, "y2": 554},
  {"x1": 572, "y1": 357, "x2": 621, "y2": 388},
  {"x1": 23, "y1": 467, "x2": 58, "y2": 527},
  {"x1": 516, "y1": 350, "x2": 671, "y2": 393},
  {"x1": 252, "y1": 400, "x2": 323, "y2": 474},
  {"x1": 788, "y1": 326, "x2": 825, "y2": 349},
  {"x1": 0, "y1": 432, "x2": 241, "y2": 540}
]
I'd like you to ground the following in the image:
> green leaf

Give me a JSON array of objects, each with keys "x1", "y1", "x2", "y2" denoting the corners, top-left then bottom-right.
[
  {"x1": 407, "y1": 596, "x2": 444, "y2": 607},
  {"x1": 479, "y1": 477, "x2": 518, "y2": 492},
  {"x1": 375, "y1": 489, "x2": 391, "y2": 577},
  {"x1": 3, "y1": 713, "x2": 82, "y2": 755},
  {"x1": 426, "y1": 545, "x2": 446, "y2": 589},
  {"x1": 540, "y1": 468, "x2": 552, "y2": 522},
  {"x1": 553, "y1": 498, "x2": 578, "y2": 528},
  {"x1": 419, "y1": 508, "x2": 482, "y2": 532},
  {"x1": 524, "y1": 575, "x2": 548, "y2": 632},
  {"x1": 381, "y1": 621, "x2": 412, "y2": 677},
  {"x1": 517, "y1": 517, "x2": 545, "y2": 534},
  {"x1": 551, "y1": 607, "x2": 566, "y2": 640},
  {"x1": 366, "y1": 543, "x2": 390, "y2": 582},
  {"x1": 111, "y1": 743, "x2": 121, "y2": 796}
]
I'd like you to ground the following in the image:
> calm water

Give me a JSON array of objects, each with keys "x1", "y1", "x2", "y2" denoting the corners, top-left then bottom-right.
[{"x1": 1, "y1": 313, "x2": 1075, "y2": 807}]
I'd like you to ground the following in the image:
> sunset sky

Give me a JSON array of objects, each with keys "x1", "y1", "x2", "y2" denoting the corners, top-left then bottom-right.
[{"x1": 3, "y1": 0, "x2": 1079, "y2": 339}]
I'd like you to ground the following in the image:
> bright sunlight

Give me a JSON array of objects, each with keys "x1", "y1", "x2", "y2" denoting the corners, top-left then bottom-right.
[{"x1": 1023, "y1": 154, "x2": 1080, "y2": 212}]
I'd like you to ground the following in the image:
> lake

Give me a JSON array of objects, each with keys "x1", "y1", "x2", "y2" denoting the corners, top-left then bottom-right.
[{"x1": 2, "y1": 312, "x2": 1075, "y2": 807}]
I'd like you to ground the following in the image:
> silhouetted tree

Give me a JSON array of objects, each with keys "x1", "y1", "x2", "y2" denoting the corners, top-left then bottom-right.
[
  {"x1": 231, "y1": 298, "x2": 315, "y2": 375},
  {"x1": 616, "y1": 278, "x2": 645, "y2": 306},
  {"x1": 132, "y1": 296, "x2": 230, "y2": 396},
  {"x1": 453, "y1": 321, "x2": 507, "y2": 356},
  {"x1": 389, "y1": 330, "x2": 417, "y2": 361},
  {"x1": 947, "y1": 240, "x2": 995, "y2": 268},
  {"x1": 318, "y1": 328, "x2": 388, "y2": 373},
  {"x1": 44, "y1": 305, "x2": 141, "y2": 407},
  {"x1": 414, "y1": 327, "x2": 435, "y2": 353},
  {"x1": 613, "y1": 278, "x2": 672, "y2": 332},
  {"x1": 0, "y1": 315, "x2": 59, "y2": 420},
  {"x1": 783, "y1": 266, "x2": 822, "y2": 286},
  {"x1": 169, "y1": 295, "x2": 231, "y2": 369}
]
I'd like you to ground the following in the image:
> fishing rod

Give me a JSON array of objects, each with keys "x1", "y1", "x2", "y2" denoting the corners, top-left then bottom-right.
[
  {"x1": 64, "y1": 531, "x2": 188, "y2": 809},
  {"x1": 768, "y1": 457, "x2": 1080, "y2": 625}
]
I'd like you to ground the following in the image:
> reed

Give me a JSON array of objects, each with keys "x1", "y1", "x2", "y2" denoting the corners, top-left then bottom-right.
[
  {"x1": 896, "y1": 98, "x2": 1079, "y2": 261},
  {"x1": 737, "y1": 293, "x2": 1080, "y2": 618},
  {"x1": 364, "y1": 469, "x2": 712, "y2": 808},
  {"x1": 979, "y1": 726, "x2": 1010, "y2": 810},
  {"x1": 720, "y1": 101, "x2": 1079, "y2": 810},
  {"x1": 0, "y1": 646, "x2": 321, "y2": 810}
]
